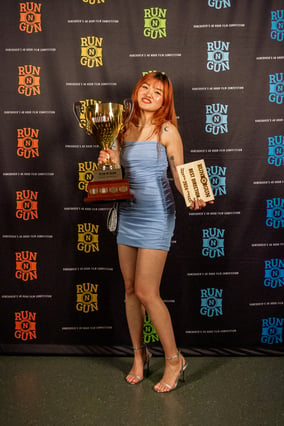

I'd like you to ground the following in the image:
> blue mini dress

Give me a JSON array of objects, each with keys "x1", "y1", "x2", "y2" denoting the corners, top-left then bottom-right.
[{"x1": 117, "y1": 141, "x2": 176, "y2": 251}]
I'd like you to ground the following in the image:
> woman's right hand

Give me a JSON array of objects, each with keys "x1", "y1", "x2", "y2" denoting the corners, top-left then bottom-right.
[{"x1": 97, "y1": 148, "x2": 120, "y2": 166}]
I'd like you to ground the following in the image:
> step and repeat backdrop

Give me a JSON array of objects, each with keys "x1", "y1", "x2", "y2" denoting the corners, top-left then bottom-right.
[{"x1": 0, "y1": 0, "x2": 283, "y2": 355}]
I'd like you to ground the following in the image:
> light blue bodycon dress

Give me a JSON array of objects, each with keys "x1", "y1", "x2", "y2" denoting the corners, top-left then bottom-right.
[{"x1": 117, "y1": 141, "x2": 176, "y2": 251}]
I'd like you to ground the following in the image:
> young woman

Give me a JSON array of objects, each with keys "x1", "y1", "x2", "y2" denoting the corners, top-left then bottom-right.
[{"x1": 98, "y1": 72, "x2": 207, "y2": 392}]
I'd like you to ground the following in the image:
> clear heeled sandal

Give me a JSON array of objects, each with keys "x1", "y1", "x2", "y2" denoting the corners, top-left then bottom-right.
[
  {"x1": 125, "y1": 345, "x2": 152, "y2": 385},
  {"x1": 153, "y1": 350, "x2": 188, "y2": 393}
]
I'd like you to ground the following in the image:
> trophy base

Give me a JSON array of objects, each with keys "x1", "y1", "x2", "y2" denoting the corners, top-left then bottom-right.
[{"x1": 84, "y1": 179, "x2": 134, "y2": 202}]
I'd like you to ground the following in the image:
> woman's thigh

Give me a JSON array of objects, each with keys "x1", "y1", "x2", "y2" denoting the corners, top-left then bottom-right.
[
  {"x1": 135, "y1": 248, "x2": 168, "y2": 297},
  {"x1": 117, "y1": 244, "x2": 138, "y2": 292}
]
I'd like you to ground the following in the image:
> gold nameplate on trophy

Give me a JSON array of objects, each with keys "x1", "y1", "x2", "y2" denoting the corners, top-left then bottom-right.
[
  {"x1": 177, "y1": 159, "x2": 215, "y2": 207},
  {"x1": 74, "y1": 99, "x2": 134, "y2": 202}
]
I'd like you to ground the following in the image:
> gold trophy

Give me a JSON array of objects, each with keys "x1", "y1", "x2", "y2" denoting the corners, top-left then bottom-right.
[{"x1": 74, "y1": 99, "x2": 134, "y2": 202}]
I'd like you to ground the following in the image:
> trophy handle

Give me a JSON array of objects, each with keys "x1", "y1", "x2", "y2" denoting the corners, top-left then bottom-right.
[
  {"x1": 73, "y1": 101, "x2": 93, "y2": 135},
  {"x1": 73, "y1": 101, "x2": 85, "y2": 127},
  {"x1": 123, "y1": 98, "x2": 133, "y2": 126}
]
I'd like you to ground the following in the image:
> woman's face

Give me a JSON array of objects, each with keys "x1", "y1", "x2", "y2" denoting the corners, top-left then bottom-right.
[{"x1": 137, "y1": 78, "x2": 164, "y2": 113}]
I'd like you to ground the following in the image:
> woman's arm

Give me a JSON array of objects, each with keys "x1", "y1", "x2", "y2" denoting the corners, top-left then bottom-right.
[
  {"x1": 161, "y1": 123, "x2": 184, "y2": 195},
  {"x1": 162, "y1": 123, "x2": 209, "y2": 210}
]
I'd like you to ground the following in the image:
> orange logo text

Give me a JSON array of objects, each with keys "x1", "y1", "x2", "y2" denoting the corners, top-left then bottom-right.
[
  {"x1": 18, "y1": 65, "x2": 41, "y2": 96},
  {"x1": 15, "y1": 251, "x2": 38, "y2": 281},
  {"x1": 19, "y1": 2, "x2": 42, "y2": 33},
  {"x1": 16, "y1": 190, "x2": 38, "y2": 221},
  {"x1": 17, "y1": 128, "x2": 39, "y2": 159},
  {"x1": 15, "y1": 311, "x2": 37, "y2": 341}
]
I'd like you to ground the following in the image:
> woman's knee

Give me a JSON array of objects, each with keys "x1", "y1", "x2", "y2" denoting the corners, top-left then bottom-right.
[
  {"x1": 124, "y1": 279, "x2": 135, "y2": 297},
  {"x1": 135, "y1": 287, "x2": 158, "y2": 306}
]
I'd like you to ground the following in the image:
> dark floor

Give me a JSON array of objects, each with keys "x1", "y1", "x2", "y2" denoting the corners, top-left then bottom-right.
[{"x1": 0, "y1": 355, "x2": 283, "y2": 426}]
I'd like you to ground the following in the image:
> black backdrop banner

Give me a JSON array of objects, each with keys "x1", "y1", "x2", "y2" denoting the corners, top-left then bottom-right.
[{"x1": 0, "y1": 0, "x2": 283, "y2": 356}]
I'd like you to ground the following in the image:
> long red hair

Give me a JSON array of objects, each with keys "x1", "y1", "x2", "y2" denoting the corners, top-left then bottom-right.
[{"x1": 119, "y1": 72, "x2": 177, "y2": 146}]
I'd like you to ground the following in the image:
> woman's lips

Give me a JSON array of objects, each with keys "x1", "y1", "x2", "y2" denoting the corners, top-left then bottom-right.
[{"x1": 142, "y1": 96, "x2": 151, "y2": 104}]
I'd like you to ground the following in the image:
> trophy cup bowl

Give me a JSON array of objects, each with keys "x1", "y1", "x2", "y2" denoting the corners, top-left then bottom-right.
[{"x1": 74, "y1": 99, "x2": 134, "y2": 202}]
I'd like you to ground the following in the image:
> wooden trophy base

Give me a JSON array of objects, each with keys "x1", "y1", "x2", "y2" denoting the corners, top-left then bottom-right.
[{"x1": 84, "y1": 179, "x2": 134, "y2": 202}]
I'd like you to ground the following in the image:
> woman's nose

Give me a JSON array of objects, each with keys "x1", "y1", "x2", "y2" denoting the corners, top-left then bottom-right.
[{"x1": 146, "y1": 87, "x2": 153, "y2": 97}]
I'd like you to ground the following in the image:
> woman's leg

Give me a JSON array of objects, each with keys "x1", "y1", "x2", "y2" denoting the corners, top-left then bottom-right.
[
  {"x1": 134, "y1": 248, "x2": 185, "y2": 392},
  {"x1": 118, "y1": 244, "x2": 147, "y2": 383}
]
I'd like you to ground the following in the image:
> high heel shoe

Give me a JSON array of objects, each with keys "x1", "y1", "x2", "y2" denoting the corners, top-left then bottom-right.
[
  {"x1": 153, "y1": 350, "x2": 188, "y2": 393},
  {"x1": 125, "y1": 345, "x2": 152, "y2": 385}
]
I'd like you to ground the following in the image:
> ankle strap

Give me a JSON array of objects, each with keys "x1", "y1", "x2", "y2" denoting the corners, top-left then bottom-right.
[
  {"x1": 165, "y1": 350, "x2": 180, "y2": 360},
  {"x1": 133, "y1": 345, "x2": 145, "y2": 351}
]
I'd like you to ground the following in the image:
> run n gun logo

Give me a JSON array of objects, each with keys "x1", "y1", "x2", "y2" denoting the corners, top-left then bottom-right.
[
  {"x1": 77, "y1": 223, "x2": 99, "y2": 253},
  {"x1": 78, "y1": 162, "x2": 97, "y2": 192},
  {"x1": 16, "y1": 190, "x2": 38, "y2": 221},
  {"x1": 15, "y1": 251, "x2": 38, "y2": 282},
  {"x1": 207, "y1": 41, "x2": 230, "y2": 72},
  {"x1": 18, "y1": 65, "x2": 41, "y2": 96},
  {"x1": 261, "y1": 317, "x2": 283, "y2": 344},
  {"x1": 202, "y1": 228, "x2": 225, "y2": 258},
  {"x1": 144, "y1": 8, "x2": 167, "y2": 39},
  {"x1": 200, "y1": 288, "x2": 223, "y2": 317},
  {"x1": 15, "y1": 311, "x2": 37, "y2": 341},
  {"x1": 143, "y1": 313, "x2": 159, "y2": 344},
  {"x1": 267, "y1": 135, "x2": 284, "y2": 167},
  {"x1": 271, "y1": 10, "x2": 284, "y2": 42},
  {"x1": 17, "y1": 128, "x2": 39, "y2": 159},
  {"x1": 205, "y1": 104, "x2": 228, "y2": 135},
  {"x1": 80, "y1": 36, "x2": 103, "y2": 68},
  {"x1": 264, "y1": 258, "x2": 284, "y2": 288},
  {"x1": 76, "y1": 283, "x2": 99, "y2": 313},
  {"x1": 269, "y1": 73, "x2": 284, "y2": 105},
  {"x1": 19, "y1": 2, "x2": 42, "y2": 33}
]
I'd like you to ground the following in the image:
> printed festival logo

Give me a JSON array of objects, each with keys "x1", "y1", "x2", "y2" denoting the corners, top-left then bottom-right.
[
  {"x1": 18, "y1": 65, "x2": 41, "y2": 96},
  {"x1": 78, "y1": 162, "x2": 96, "y2": 192},
  {"x1": 17, "y1": 128, "x2": 39, "y2": 159},
  {"x1": 19, "y1": 2, "x2": 42, "y2": 33},
  {"x1": 267, "y1": 135, "x2": 284, "y2": 167},
  {"x1": 205, "y1": 104, "x2": 228, "y2": 135},
  {"x1": 261, "y1": 317, "x2": 283, "y2": 344},
  {"x1": 80, "y1": 36, "x2": 103, "y2": 68},
  {"x1": 200, "y1": 288, "x2": 223, "y2": 317},
  {"x1": 16, "y1": 190, "x2": 38, "y2": 221},
  {"x1": 144, "y1": 8, "x2": 167, "y2": 39},
  {"x1": 264, "y1": 259, "x2": 284, "y2": 288},
  {"x1": 77, "y1": 223, "x2": 99, "y2": 253},
  {"x1": 76, "y1": 283, "x2": 99, "y2": 313},
  {"x1": 266, "y1": 198, "x2": 284, "y2": 229},
  {"x1": 202, "y1": 228, "x2": 225, "y2": 258},
  {"x1": 15, "y1": 251, "x2": 38, "y2": 282},
  {"x1": 269, "y1": 73, "x2": 284, "y2": 104},
  {"x1": 207, "y1": 165, "x2": 227, "y2": 196},
  {"x1": 207, "y1": 41, "x2": 230, "y2": 72},
  {"x1": 143, "y1": 313, "x2": 159, "y2": 344},
  {"x1": 271, "y1": 10, "x2": 284, "y2": 42},
  {"x1": 208, "y1": 0, "x2": 231, "y2": 9},
  {"x1": 14, "y1": 311, "x2": 37, "y2": 341}
]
